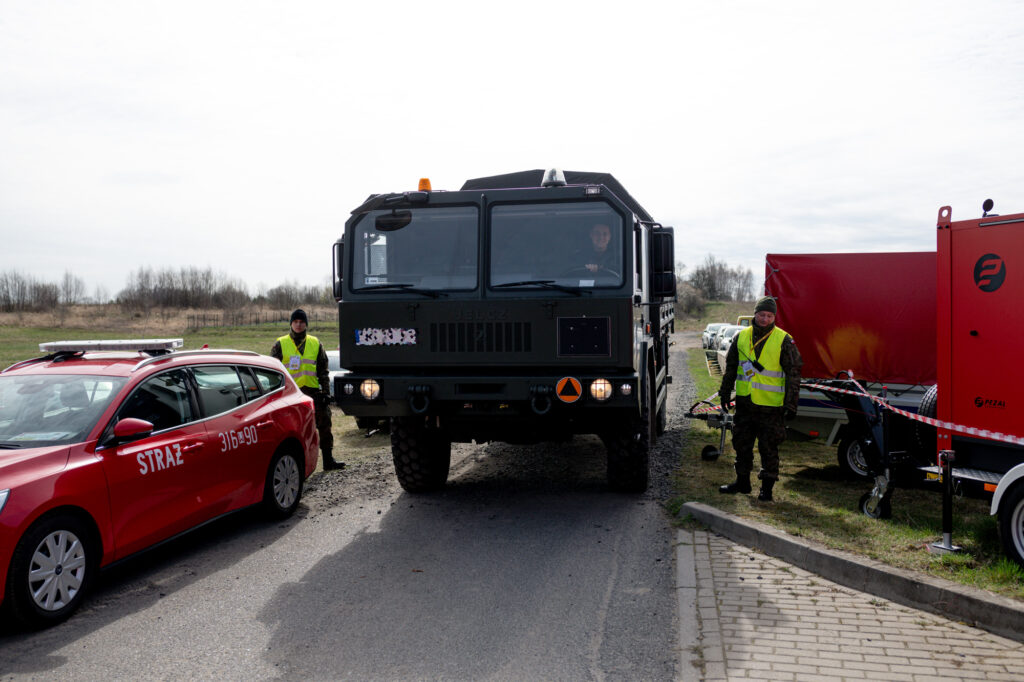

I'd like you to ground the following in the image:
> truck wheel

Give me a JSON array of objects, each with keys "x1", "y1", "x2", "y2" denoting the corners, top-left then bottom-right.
[
  {"x1": 391, "y1": 417, "x2": 451, "y2": 493},
  {"x1": 604, "y1": 391, "x2": 650, "y2": 493},
  {"x1": 5, "y1": 513, "x2": 98, "y2": 629},
  {"x1": 997, "y1": 483, "x2": 1024, "y2": 566},
  {"x1": 837, "y1": 438, "x2": 871, "y2": 479}
]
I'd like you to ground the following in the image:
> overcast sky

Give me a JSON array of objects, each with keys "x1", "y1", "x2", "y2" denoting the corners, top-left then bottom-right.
[{"x1": 2, "y1": 0, "x2": 1022, "y2": 300}]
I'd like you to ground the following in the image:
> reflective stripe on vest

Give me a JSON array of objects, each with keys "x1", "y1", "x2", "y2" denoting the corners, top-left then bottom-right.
[
  {"x1": 734, "y1": 326, "x2": 788, "y2": 407},
  {"x1": 278, "y1": 334, "x2": 321, "y2": 389}
]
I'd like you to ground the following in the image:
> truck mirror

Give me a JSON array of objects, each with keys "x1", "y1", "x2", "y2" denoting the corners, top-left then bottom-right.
[
  {"x1": 650, "y1": 228, "x2": 676, "y2": 299},
  {"x1": 376, "y1": 210, "x2": 413, "y2": 231},
  {"x1": 333, "y1": 239, "x2": 344, "y2": 301}
]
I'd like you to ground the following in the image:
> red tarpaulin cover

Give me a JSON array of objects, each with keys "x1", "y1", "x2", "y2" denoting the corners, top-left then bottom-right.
[{"x1": 765, "y1": 252, "x2": 936, "y2": 385}]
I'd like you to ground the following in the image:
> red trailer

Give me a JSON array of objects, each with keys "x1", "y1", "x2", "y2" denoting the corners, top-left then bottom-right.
[
  {"x1": 764, "y1": 252, "x2": 936, "y2": 477},
  {"x1": 936, "y1": 204, "x2": 1024, "y2": 563}
]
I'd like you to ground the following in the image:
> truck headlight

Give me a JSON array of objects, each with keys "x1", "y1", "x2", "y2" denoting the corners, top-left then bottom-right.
[
  {"x1": 360, "y1": 379, "x2": 380, "y2": 401},
  {"x1": 619, "y1": 383, "x2": 633, "y2": 397},
  {"x1": 590, "y1": 378, "x2": 613, "y2": 401}
]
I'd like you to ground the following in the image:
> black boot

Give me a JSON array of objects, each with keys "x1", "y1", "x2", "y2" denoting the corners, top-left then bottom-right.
[
  {"x1": 719, "y1": 474, "x2": 751, "y2": 494},
  {"x1": 323, "y1": 452, "x2": 346, "y2": 471},
  {"x1": 757, "y1": 479, "x2": 775, "y2": 501}
]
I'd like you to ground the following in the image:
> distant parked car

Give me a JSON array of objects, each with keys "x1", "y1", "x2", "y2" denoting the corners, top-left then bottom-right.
[
  {"x1": 701, "y1": 323, "x2": 727, "y2": 349},
  {"x1": 325, "y1": 349, "x2": 349, "y2": 398},
  {"x1": 716, "y1": 325, "x2": 744, "y2": 351}
]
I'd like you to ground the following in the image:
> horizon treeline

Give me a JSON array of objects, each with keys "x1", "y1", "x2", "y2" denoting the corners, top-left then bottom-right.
[{"x1": 0, "y1": 267, "x2": 331, "y2": 313}]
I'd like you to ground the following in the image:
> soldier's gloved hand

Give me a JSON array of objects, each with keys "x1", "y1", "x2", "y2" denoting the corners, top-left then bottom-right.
[{"x1": 784, "y1": 408, "x2": 798, "y2": 421}]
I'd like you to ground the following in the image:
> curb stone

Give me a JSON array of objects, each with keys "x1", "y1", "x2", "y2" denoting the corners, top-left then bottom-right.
[{"x1": 679, "y1": 500, "x2": 1024, "y2": 644}]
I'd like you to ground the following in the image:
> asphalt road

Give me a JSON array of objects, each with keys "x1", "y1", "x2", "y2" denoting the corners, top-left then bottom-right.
[{"x1": 0, "y1": 335, "x2": 697, "y2": 681}]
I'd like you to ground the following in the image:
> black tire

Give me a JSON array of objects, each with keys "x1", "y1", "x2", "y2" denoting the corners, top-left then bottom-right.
[
  {"x1": 263, "y1": 449, "x2": 303, "y2": 518},
  {"x1": 916, "y1": 384, "x2": 938, "y2": 457},
  {"x1": 700, "y1": 445, "x2": 720, "y2": 461},
  {"x1": 390, "y1": 417, "x2": 451, "y2": 493},
  {"x1": 5, "y1": 513, "x2": 97, "y2": 629},
  {"x1": 837, "y1": 438, "x2": 871, "y2": 479},
  {"x1": 859, "y1": 492, "x2": 892, "y2": 520},
  {"x1": 997, "y1": 483, "x2": 1024, "y2": 567},
  {"x1": 604, "y1": 387, "x2": 650, "y2": 493}
]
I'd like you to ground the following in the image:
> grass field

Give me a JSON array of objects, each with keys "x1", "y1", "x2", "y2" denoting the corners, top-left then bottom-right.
[{"x1": 671, "y1": 346, "x2": 1024, "y2": 601}]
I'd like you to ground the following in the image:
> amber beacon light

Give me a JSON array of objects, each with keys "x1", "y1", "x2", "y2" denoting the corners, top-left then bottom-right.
[{"x1": 418, "y1": 178, "x2": 432, "y2": 191}]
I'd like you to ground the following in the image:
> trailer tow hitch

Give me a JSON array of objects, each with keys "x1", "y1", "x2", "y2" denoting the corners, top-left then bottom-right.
[{"x1": 685, "y1": 397, "x2": 734, "y2": 462}]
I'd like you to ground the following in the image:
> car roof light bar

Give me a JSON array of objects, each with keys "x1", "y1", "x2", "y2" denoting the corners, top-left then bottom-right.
[{"x1": 39, "y1": 339, "x2": 185, "y2": 353}]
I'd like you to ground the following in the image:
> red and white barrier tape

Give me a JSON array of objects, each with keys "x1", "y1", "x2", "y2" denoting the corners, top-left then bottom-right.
[{"x1": 802, "y1": 375, "x2": 1024, "y2": 448}]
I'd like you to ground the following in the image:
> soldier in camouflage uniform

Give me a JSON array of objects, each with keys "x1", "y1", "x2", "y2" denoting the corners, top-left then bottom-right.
[
  {"x1": 271, "y1": 309, "x2": 345, "y2": 471},
  {"x1": 718, "y1": 296, "x2": 802, "y2": 501}
]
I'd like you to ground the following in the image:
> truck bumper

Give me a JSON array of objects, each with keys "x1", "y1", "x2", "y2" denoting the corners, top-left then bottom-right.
[{"x1": 334, "y1": 373, "x2": 640, "y2": 420}]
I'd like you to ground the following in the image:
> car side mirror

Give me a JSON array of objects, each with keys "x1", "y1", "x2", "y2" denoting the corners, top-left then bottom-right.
[{"x1": 112, "y1": 417, "x2": 154, "y2": 442}]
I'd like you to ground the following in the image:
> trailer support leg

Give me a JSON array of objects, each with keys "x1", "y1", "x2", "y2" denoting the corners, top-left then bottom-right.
[{"x1": 929, "y1": 450, "x2": 962, "y2": 555}]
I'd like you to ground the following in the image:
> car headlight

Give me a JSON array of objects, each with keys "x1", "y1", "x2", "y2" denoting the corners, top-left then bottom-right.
[
  {"x1": 360, "y1": 379, "x2": 380, "y2": 401},
  {"x1": 619, "y1": 383, "x2": 633, "y2": 397},
  {"x1": 589, "y1": 378, "x2": 613, "y2": 401},
  {"x1": 0, "y1": 489, "x2": 9, "y2": 515}
]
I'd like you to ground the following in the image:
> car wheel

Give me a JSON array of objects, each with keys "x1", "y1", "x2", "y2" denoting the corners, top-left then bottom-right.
[
  {"x1": 263, "y1": 449, "x2": 303, "y2": 518},
  {"x1": 837, "y1": 438, "x2": 871, "y2": 479},
  {"x1": 998, "y1": 483, "x2": 1024, "y2": 567},
  {"x1": 5, "y1": 513, "x2": 97, "y2": 629}
]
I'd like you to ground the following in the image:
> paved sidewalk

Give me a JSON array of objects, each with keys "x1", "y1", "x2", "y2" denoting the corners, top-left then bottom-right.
[{"x1": 677, "y1": 529, "x2": 1024, "y2": 680}]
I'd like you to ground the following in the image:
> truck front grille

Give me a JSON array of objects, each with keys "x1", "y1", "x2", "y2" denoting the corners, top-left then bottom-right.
[{"x1": 430, "y1": 322, "x2": 532, "y2": 353}]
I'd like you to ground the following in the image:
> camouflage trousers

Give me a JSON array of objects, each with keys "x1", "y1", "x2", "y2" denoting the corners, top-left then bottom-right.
[
  {"x1": 301, "y1": 387, "x2": 334, "y2": 455},
  {"x1": 731, "y1": 405, "x2": 786, "y2": 481}
]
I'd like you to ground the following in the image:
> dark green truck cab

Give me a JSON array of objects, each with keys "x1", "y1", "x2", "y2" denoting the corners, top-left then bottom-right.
[{"x1": 332, "y1": 169, "x2": 676, "y2": 492}]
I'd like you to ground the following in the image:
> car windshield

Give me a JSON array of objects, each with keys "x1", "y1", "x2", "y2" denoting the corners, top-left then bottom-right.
[
  {"x1": 490, "y1": 202, "x2": 625, "y2": 288},
  {"x1": 351, "y1": 206, "x2": 479, "y2": 292},
  {"x1": 0, "y1": 374, "x2": 128, "y2": 448}
]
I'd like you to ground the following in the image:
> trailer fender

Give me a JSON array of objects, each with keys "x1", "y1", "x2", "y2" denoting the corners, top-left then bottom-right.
[{"x1": 990, "y1": 463, "x2": 1024, "y2": 515}]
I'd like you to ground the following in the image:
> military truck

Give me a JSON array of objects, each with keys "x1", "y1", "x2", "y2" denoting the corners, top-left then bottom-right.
[{"x1": 331, "y1": 169, "x2": 676, "y2": 492}]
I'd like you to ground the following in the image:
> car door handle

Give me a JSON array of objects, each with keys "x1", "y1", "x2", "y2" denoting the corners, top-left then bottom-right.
[
  {"x1": 181, "y1": 441, "x2": 204, "y2": 452},
  {"x1": 256, "y1": 420, "x2": 274, "y2": 429}
]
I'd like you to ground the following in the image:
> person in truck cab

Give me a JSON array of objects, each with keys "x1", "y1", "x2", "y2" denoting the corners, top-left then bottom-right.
[
  {"x1": 271, "y1": 308, "x2": 345, "y2": 471},
  {"x1": 579, "y1": 222, "x2": 617, "y2": 274},
  {"x1": 717, "y1": 296, "x2": 802, "y2": 501}
]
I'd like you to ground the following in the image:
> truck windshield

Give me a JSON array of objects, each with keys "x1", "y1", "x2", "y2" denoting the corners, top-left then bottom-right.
[
  {"x1": 490, "y1": 202, "x2": 625, "y2": 288},
  {"x1": 352, "y1": 206, "x2": 479, "y2": 292}
]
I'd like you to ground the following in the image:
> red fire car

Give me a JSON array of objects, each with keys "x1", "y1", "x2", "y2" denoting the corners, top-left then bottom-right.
[{"x1": 0, "y1": 339, "x2": 318, "y2": 628}]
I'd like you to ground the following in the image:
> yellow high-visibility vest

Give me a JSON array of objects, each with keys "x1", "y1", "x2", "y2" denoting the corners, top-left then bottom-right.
[
  {"x1": 278, "y1": 334, "x2": 320, "y2": 389},
  {"x1": 734, "y1": 326, "x2": 788, "y2": 407}
]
